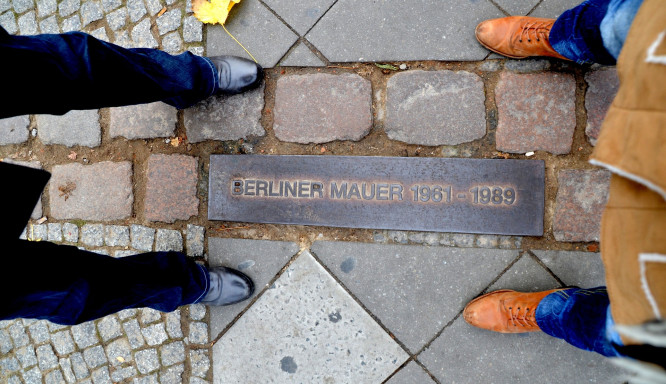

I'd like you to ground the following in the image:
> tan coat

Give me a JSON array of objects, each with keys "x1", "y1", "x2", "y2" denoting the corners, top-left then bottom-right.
[{"x1": 590, "y1": 0, "x2": 666, "y2": 334}]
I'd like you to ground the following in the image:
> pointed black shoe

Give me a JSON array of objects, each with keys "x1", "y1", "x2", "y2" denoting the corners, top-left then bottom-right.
[
  {"x1": 200, "y1": 266, "x2": 255, "y2": 306},
  {"x1": 208, "y1": 55, "x2": 263, "y2": 95}
]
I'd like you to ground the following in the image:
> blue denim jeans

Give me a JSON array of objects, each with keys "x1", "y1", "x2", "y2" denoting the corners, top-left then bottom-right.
[
  {"x1": 550, "y1": 0, "x2": 644, "y2": 64},
  {"x1": 536, "y1": 287, "x2": 623, "y2": 357},
  {"x1": 0, "y1": 26, "x2": 218, "y2": 118},
  {"x1": 2, "y1": 240, "x2": 209, "y2": 325}
]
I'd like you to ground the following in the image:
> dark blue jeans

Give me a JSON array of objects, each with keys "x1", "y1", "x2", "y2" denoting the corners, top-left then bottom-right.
[
  {"x1": 0, "y1": 26, "x2": 218, "y2": 118},
  {"x1": 2, "y1": 240, "x2": 209, "y2": 325},
  {"x1": 550, "y1": 0, "x2": 643, "y2": 64},
  {"x1": 536, "y1": 287, "x2": 623, "y2": 357}
]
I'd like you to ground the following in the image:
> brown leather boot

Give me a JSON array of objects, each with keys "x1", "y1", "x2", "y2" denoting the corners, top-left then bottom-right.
[
  {"x1": 475, "y1": 16, "x2": 570, "y2": 60},
  {"x1": 463, "y1": 289, "x2": 563, "y2": 333}
]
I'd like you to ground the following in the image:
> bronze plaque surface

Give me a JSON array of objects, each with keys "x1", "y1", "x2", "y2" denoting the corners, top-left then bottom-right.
[{"x1": 208, "y1": 155, "x2": 544, "y2": 236}]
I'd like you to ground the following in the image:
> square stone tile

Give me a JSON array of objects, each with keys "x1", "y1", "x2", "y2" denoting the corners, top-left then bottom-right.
[
  {"x1": 493, "y1": 0, "x2": 540, "y2": 16},
  {"x1": 0, "y1": 115, "x2": 29, "y2": 145},
  {"x1": 385, "y1": 361, "x2": 436, "y2": 384},
  {"x1": 279, "y1": 41, "x2": 326, "y2": 67},
  {"x1": 36, "y1": 110, "x2": 101, "y2": 147},
  {"x1": 262, "y1": 0, "x2": 335, "y2": 35},
  {"x1": 585, "y1": 68, "x2": 619, "y2": 145},
  {"x1": 144, "y1": 154, "x2": 198, "y2": 223},
  {"x1": 488, "y1": 253, "x2": 560, "y2": 292},
  {"x1": 531, "y1": 0, "x2": 583, "y2": 18},
  {"x1": 109, "y1": 102, "x2": 177, "y2": 140},
  {"x1": 213, "y1": 251, "x2": 408, "y2": 383},
  {"x1": 208, "y1": 238, "x2": 299, "y2": 338},
  {"x1": 206, "y1": 0, "x2": 298, "y2": 68},
  {"x1": 312, "y1": 241, "x2": 518, "y2": 352},
  {"x1": 534, "y1": 250, "x2": 606, "y2": 287},
  {"x1": 306, "y1": 0, "x2": 504, "y2": 62}
]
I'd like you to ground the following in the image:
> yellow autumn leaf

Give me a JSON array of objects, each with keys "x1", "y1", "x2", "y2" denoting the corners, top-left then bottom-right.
[{"x1": 192, "y1": 0, "x2": 240, "y2": 25}]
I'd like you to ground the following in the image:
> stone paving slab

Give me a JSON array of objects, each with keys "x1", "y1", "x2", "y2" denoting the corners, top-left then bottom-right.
[
  {"x1": 553, "y1": 169, "x2": 611, "y2": 242},
  {"x1": 36, "y1": 110, "x2": 101, "y2": 148},
  {"x1": 213, "y1": 251, "x2": 408, "y2": 383},
  {"x1": 49, "y1": 161, "x2": 133, "y2": 221},
  {"x1": 274, "y1": 73, "x2": 372, "y2": 143},
  {"x1": 280, "y1": 41, "x2": 326, "y2": 67},
  {"x1": 109, "y1": 102, "x2": 177, "y2": 140},
  {"x1": 0, "y1": 115, "x2": 29, "y2": 145},
  {"x1": 585, "y1": 68, "x2": 619, "y2": 145},
  {"x1": 534, "y1": 250, "x2": 606, "y2": 287},
  {"x1": 385, "y1": 70, "x2": 486, "y2": 146},
  {"x1": 305, "y1": 0, "x2": 504, "y2": 62},
  {"x1": 262, "y1": 0, "x2": 334, "y2": 36},
  {"x1": 144, "y1": 154, "x2": 199, "y2": 223},
  {"x1": 531, "y1": 0, "x2": 583, "y2": 19},
  {"x1": 312, "y1": 241, "x2": 518, "y2": 353},
  {"x1": 207, "y1": 237, "x2": 299, "y2": 338},
  {"x1": 487, "y1": 253, "x2": 560, "y2": 292},
  {"x1": 385, "y1": 361, "x2": 436, "y2": 384}
]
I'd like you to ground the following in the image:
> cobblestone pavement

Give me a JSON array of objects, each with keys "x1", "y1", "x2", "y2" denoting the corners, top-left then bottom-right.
[{"x1": 0, "y1": 0, "x2": 627, "y2": 383}]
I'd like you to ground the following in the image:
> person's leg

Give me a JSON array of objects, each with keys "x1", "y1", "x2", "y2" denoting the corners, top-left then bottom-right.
[
  {"x1": 2, "y1": 240, "x2": 208, "y2": 325},
  {"x1": 535, "y1": 287, "x2": 623, "y2": 357}
]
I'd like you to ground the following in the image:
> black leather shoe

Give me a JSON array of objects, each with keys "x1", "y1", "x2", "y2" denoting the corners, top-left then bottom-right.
[
  {"x1": 208, "y1": 55, "x2": 263, "y2": 95},
  {"x1": 200, "y1": 266, "x2": 255, "y2": 306}
]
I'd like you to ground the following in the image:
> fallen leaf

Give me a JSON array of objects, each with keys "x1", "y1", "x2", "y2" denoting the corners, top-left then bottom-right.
[
  {"x1": 375, "y1": 63, "x2": 398, "y2": 71},
  {"x1": 116, "y1": 356, "x2": 125, "y2": 363},
  {"x1": 192, "y1": 0, "x2": 240, "y2": 25},
  {"x1": 170, "y1": 137, "x2": 182, "y2": 147},
  {"x1": 68, "y1": 151, "x2": 77, "y2": 160},
  {"x1": 587, "y1": 244, "x2": 599, "y2": 252},
  {"x1": 157, "y1": 6, "x2": 167, "y2": 16}
]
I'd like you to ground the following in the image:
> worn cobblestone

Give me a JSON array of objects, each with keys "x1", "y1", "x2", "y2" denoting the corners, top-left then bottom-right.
[
  {"x1": 155, "y1": 228, "x2": 183, "y2": 252},
  {"x1": 83, "y1": 345, "x2": 107, "y2": 369},
  {"x1": 145, "y1": 154, "x2": 198, "y2": 223},
  {"x1": 585, "y1": 68, "x2": 619, "y2": 145},
  {"x1": 98, "y1": 316, "x2": 123, "y2": 342},
  {"x1": 70, "y1": 352, "x2": 90, "y2": 380},
  {"x1": 61, "y1": 14, "x2": 81, "y2": 32},
  {"x1": 0, "y1": 11, "x2": 18, "y2": 34},
  {"x1": 15, "y1": 346, "x2": 38, "y2": 369},
  {"x1": 45, "y1": 369, "x2": 65, "y2": 384},
  {"x1": 126, "y1": 0, "x2": 145, "y2": 22},
  {"x1": 183, "y1": 15, "x2": 202, "y2": 42},
  {"x1": 51, "y1": 330, "x2": 76, "y2": 355},
  {"x1": 141, "y1": 323, "x2": 168, "y2": 346},
  {"x1": 156, "y1": 8, "x2": 180, "y2": 34},
  {"x1": 185, "y1": 224, "x2": 205, "y2": 257},
  {"x1": 140, "y1": 308, "x2": 162, "y2": 325},
  {"x1": 81, "y1": 224, "x2": 104, "y2": 246},
  {"x1": 105, "y1": 6, "x2": 126, "y2": 30},
  {"x1": 62, "y1": 223, "x2": 79, "y2": 243},
  {"x1": 9, "y1": 322, "x2": 29, "y2": 347},
  {"x1": 22, "y1": 366, "x2": 41, "y2": 383},
  {"x1": 189, "y1": 349, "x2": 209, "y2": 378},
  {"x1": 28, "y1": 223, "x2": 47, "y2": 241},
  {"x1": 143, "y1": 0, "x2": 160, "y2": 15},
  {"x1": 160, "y1": 341, "x2": 185, "y2": 366},
  {"x1": 47, "y1": 223, "x2": 63, "y2": 242},
  {"x1": 122, "y1": 319, "x2": 145, "y2": 349},
  {"x1": 188, "y1": 322, "x2": 208, "y2": 344},
  {"x1": 188, "y1": 304, "x2": 206, "y2": 321},
  {"x1": 0, "y1": 329, "x2": 13, "y2": 354},
  {"x1": 36, "y1": 344, "x2": 58, "y2": 370},
  {"x1": 162, "y1": 31, "x2": 182, "y2": 53},
  {"x1": 117, "y1": 308, "x2": 137, "y2": 320},
  {"x1": 17, "y1": 11, "x2": 38, "y2": 34},
  {"x1": 131, "y1": 225, "x2": 155, "y2": 251},
  {"x1": 111, "y1": 366, "x2": 137, "y2": 382},
  {"x1": 159, "y1": 363, "x2": 184, "y2": 383},
  {"x1": 58, "y1": 0, "x2": 79, "y2": 16},
  {"x1": 13, "y1": 0, "x2": 34, "y2": 13},
  {"x1": 0, "y1": 115, "x2": 29, "y2": 145},
  {"x1": 109, "y1": 102, "x2": 177, "y2": 139},
  {"x1": 60, "y1": 357, "x2": 76, "y2": 383},
  {"x1": 131, "y1": 18, "x2": 157, "y2": 48},
  {"x1": 101, "y1": 0, "x2": 119, "y2": 11},
  {"x1": 81, "y1": 0, "x2": 103, "y2": 26},
  {"x1": 104, "y1": 225, "x2": 130, "y2": 247},
  {"x1": 165, "y1": 310, "x2": 183, "y2": 339},
  {"x1": 39, "y1": 14, "x2": 58, "y2": 32},
  {"x1": 105, "y1": 337, "x2": 132, "y2": 366},
  {"x1": 71, "y1": 322, "x2": 99, "y2": 349},
  {"x1": 135, "y1": 348, "x2": 159, "y2": 374},
  {"x1": 91, "y1": 366, "x2": 112, "y2": 384}
]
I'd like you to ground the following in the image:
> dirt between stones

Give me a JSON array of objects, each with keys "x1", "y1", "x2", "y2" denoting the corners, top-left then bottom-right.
[{"x1": 0, "y1": 60, "x2": 600, "y2": 254}]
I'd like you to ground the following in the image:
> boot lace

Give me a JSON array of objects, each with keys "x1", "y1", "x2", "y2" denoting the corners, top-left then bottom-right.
[
  {"x1": 519, "y1": 20, "x2": 554, "y2": 43},
  {"x1": 505, "y1": 304, "x2": 538, "y2": 328}
]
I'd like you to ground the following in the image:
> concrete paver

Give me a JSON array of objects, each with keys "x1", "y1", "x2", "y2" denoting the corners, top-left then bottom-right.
[
  {"x1": 385, "y1": 361, "x2": 436, "y2": 384},
  {"x1": 534, "y1": 250, "x2": 606, "y2": 287}
]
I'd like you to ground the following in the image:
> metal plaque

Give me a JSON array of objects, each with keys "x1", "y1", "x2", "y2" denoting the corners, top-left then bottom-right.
[{"x1": 208, "y1": 155, "x2": 544, "y2": 236}]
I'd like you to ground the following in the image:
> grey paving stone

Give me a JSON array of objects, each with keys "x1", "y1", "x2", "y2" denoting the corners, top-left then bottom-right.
[
  {"x1": 189, "y1": 349, "x2": 209, "y2": 378},
  {"x1": 60, "y1": 357, "x2": 76, "y2": 383},
  {"x1": 18, "y1": 11, "x2": 38, "y2": 35},
  {"x1": 70, "y1": 352, "x2": 90, "y2": 380},
  {"x1": 58, "y1": 0, "x2": 79, "y2": 16},
  {"x1": 98, "y1": 316, "x2": 123, "y2": 341},
  {"x1": 143, "y1": 0, "x2": 160, "y2": 15},
  {"x1": 388, "y1": 230, "x2": 409, "y2": 244},
  {"x1": 47, "y1": 223, "x2": 63, "y2": 242},
  {"x1": 28, "y1": 223, "x2": 47, "y2": 241},
  {"x1": 104, "y1": 225, "x2": 130, "y2": 247},
  {"x1": 420, "y1": 314, "x2": 623, "y2": 384},
  {"x1": 263, "y1": 0, "x2": 334, "y2": 35},
  {"x1": 488, "y1": 253, "x2": 560, "y2": 293},
  {"x1": 49, "y1": 162, "x2": 133, "y2": 221},
  {"x1": 105, "y1": 337, "x2": 132, "y2": 366},
  {"x1": 117, "y1": 308, "x2": 137, "y2": 320},
  {"x1": 83, "y1": 345, "x2": 108, "y2": 369},
  {"x1": 13, "y1": 0, "x2": 34, "y2": 13},
  {"x1": 141, "y1": 323, "x2": 168, "y2": 346},
  {"x1": 185, "y1": 224, "x2": 205, "y2": 257},
  {"x1": 188, "y1": 304, "x2": 206, "y2": 321},
  {"x1": 479, "y1": 60, "x2": 501, "y2": 72},
  {"x1": 385, "y1": 70, "x2": 486, "y2": 146},
  {"x1": 0, "y1": 11, "x2": 18, "y2": 34},
  {"x1": 111, "y1": 366, "x2": 137, "y2": 382},
  {"x1": 133, "y1": 373, "x2": 159, "y2": 384},
  {"x1": 312, "y1": 241, "x2": 518, "y2": 352},
  {"x1": 188, "y1": 45, "x2": 203, "y2": 56},
  {"x1": 135, "y1": 348, "x2": 159, "y2": 374},
  {"x1": 48, "y1": 322, "x2": 67, "y2": 332},
  {"x1": 214, "y1": 251, "x2": 408, "y2": 382},
  {"x1": 280, "y1": 41, "x2": 326, "y2": 67},
  {"x1": 127, "y1": 0, "x2": 145, "y2": 22},
  {"x1": 36, "y1": 344, "x2": 59, "y2": 370},
  {"x1": 114, "y1": 249, "x2": 137, "y2": 257},
  {"x1": 385, "y1": 361, "x2": 436, "y2": 384},
  {"x1": 493, "y1": 0, "x2": 540, "y2": 15},
  {"x1": 140, "y1": 308, "x2": 162, "y2": 325},
  {"x1": 585, "y1": 68, "x2": 619, "y2": 145},
  {"x1": 553, "y1": 169, "x2": 611, "y2": 242},
  {"x1": 91, "y1": 366, "x2": 112, "y2": 384},
  {"x1": 52, "y1": 330, "x2": 76, "y2": 355},
  {"x1": 9, "y1": 322, "x2": 29, "y2": 347},
  {"x1": 89, "y1": 26, "x2": 108, "y2": 42},
  {"x1": 61, "y1": 14, "x2": 81, "y2": 32},
  {"x1": 159, "y1": 364, "x2": 184, "y2": 384},
  {"x1": 37, "y1": 110, "x2": 101, "y2": 147},
  {"x1": 122, "y1": 319, "x2": 145, "y2": 349},
  {"x1": 22, "y1": 366, "x2": 41, "y2": 384},
  {"x1": 188, "y1": 322, "x2": 208, "y2": 344},
  {"x1": 183, "y1": 15, "x2": 202, "y2": 42},
  {"x1": 0, "y1": 356, "x2": 20, "y2": 373},
  {"x1": 131, "y1": 225, "x2": 155, "y2": 251},
  {"x1": 63, "y1": 223, "x2": 79, "y2": 243},
  {"x1": 161, "y1": 31, "x2": 182, "y2": 54},
  {"x1": 71, "y1": 321, "x2": 99, "y2": 349},
  {"x1": 156, "y1": 8, "x2": 180, "y2": 35},
  {"x1": 0, "y1": 115, "x2": 29, "y2": 145},
  {"x1": 15, "y1": 346, "x2": 38, "y2": 369},
  {"x1": 184, "y1": 84, "x2": 265, "y2": 143},
  {"x1": 208, "y1": 238, "x2": 299, "y2": 338},
  {"x1": 165, "y1": 310, "x2": 183, "y2": 339},
  {"x1": 495, "y1": 72, "x2": 576, "y2": 154},
  {"x1": 7, "y1": 375, "x2": 22, "y2": 384},
  {"x1": 155, "y1": 229, "x2": 183, "y2": 252},
  {"x1": 131, "y1": 18, "x2": 158, "y2": 48},
  {"x1": 451, "y1": 233, "x2": 475, "y2": 247},
  {"x1": 0, "y1": 329, "x2": 13, "y2": 354},
  {"x1": 504, "y1": 59, "x2": 552, "y2": 72},
  {"x1": 531, "y1": 0, "x2": 582, "y2": 18},
  {"x1": 106, "y1": 6, "x2": 126, "y2": 30},
  {"x1": 534, "y1": 250, "x2": 606, "y2": 287},
  {"x1": 159, "y1": 341, "x2": 185, "y2": 366},
  {"x1": 306, "y1": 0, "x2": 503, "y2": 62},
  {"x1": 101, "y1": 0, "x2": 119, "y2": 12},
  {"x1": 81, "y1": 1, "x2": 103, "y2": 26},
  {"x1": 81, "y1": 224, "x2": 104, "y2": 246},
  {"x1": 274, "y1": 74, "x2": 371, "y2": 143},
  {"x1": 45, "y1": 369, "x2": 65, "y2": 384},
  {"x1": 476, "y1": 234, "x2": 499, "y2": 248},
  {"x1": 206, "y1": 0, "x2": 298, "y2": 68},
  {"x1": 0, "y1": 0, "x2": 10, "y2": 12}
]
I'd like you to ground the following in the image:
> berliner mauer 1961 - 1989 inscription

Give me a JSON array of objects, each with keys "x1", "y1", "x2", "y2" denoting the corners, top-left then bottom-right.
[{"x1": 208, "y1": 155, "x2": 545, "y2": 236}]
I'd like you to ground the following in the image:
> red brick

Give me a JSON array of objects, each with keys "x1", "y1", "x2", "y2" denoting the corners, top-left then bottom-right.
[
  {"x1": 553, "y1": 169, "x2": 611, "y2": 242},
  {"x1": 495, "y1": 72, "x2": 576, "y2": 154},
  {"x1": 274, "y1": 74, "x2": 372, "y2": 144},
  {"x1": 145, "y1": 154, "x2": 199, "y2": 223},
  {"x1": 585, "y1": 68, "x2": 619, "y2": 145}
]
